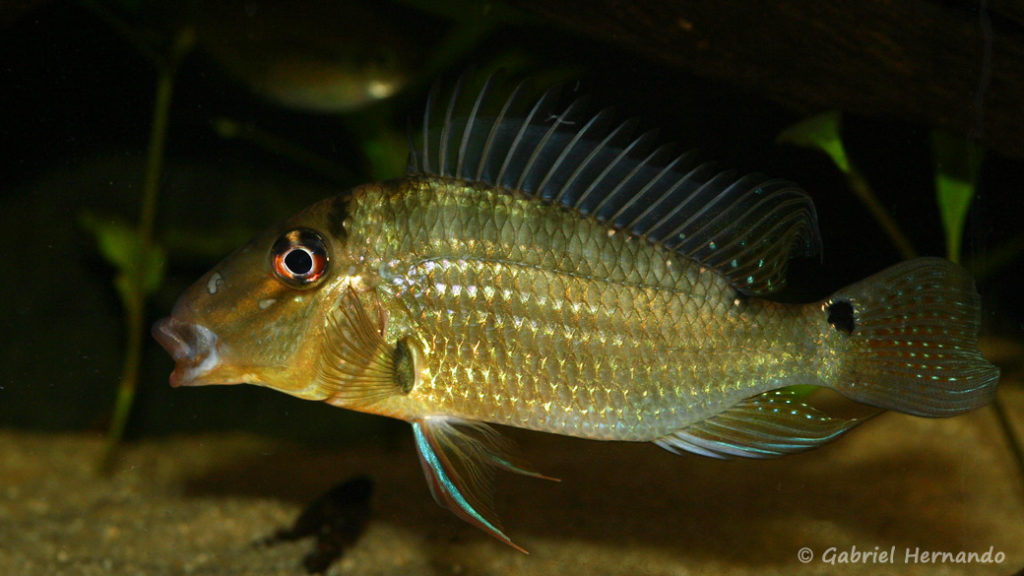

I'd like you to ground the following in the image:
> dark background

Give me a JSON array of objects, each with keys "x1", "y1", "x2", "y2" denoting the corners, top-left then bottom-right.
[{"x1": 2, "y1": 0, "x2": 1020, "y2": 444}]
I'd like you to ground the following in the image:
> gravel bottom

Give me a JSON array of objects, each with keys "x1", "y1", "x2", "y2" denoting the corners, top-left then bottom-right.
[{"x1": 1, "y1": 385, "x2": 1022, "y2": 575}]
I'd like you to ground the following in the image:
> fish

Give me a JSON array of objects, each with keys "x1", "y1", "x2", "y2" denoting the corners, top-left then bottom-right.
[
  {"x1": 193, "y1": 0, "x2": 414, "y2": 113},
  {"x1": 153, "y1": 74, "x2": 1000, "y2": 552}
]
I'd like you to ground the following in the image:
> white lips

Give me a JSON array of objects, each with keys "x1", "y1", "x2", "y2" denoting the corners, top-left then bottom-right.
[
  {"x1": 152, "y1": 318, "x2": 222, "y2": 387},
  {"x1": 181, "y1": 325, "x2": 221, "y2": 383}
]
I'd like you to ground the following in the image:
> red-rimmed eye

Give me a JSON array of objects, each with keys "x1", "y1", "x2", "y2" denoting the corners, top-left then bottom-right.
[{"x1": 271, "y1": 228, "x2": 329, "y2": 287}]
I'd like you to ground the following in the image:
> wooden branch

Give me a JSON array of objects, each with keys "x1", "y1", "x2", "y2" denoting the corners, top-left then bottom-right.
[{"x1": 508, "y1": 0, "x2": 1024, "y2": 159}]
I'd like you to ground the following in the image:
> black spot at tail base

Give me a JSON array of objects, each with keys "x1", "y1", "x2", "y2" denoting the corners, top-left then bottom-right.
[{"x1": 827, "y1": 300, "x2": 855, "y2": 334}]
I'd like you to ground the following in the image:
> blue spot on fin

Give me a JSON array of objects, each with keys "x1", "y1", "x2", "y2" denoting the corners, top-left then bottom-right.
[
  {"x1": 412, "y1": 417, "x2": 556, "y2": 553},
  {"x1": 408, "y1": 72, "x2": 822, "y2": 295},
  {"x1": 654, "y1": 390, "x2": 860, "y2": 459},
  {"x1": 826, "y1": 258, "x2": 998, "y2": 416}
]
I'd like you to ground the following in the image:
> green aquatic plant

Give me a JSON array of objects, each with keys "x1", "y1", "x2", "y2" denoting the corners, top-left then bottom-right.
[
  {"x1": 79, "y1": 20, "x2": 193, "y2": 470},
  {"x1": 931, "y1": 130, "x2": 1024, "y2": 488},
  {"x1": 780, "y1": 112, "x2": 1023, "y2": 488},
  {"x1": 75, "y1": 0, "x2": 507, "y2": 467},
  {"x1": 931, "y1": 129, "x2": 984, "y2": 265},
  {"x1": 80, "y1": 213, "x2": 166, "y2": 310},
  {"x1": 777, "y1": 111, "x2": 917, "y2": 259},
  {"x1": 776, "y1": 110, "x2": 851, "y2": 173}
]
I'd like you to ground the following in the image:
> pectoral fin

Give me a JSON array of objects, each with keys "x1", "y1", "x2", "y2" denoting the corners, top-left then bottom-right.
[
  {"x1": 654, "y1": 390, "x2": 862, "y2": 459},
  {"x1": 411, "y1": 417, "x2": 555, "y2": 553},
  {"x1": 316, "y1": 288, "x2": 413, "y2": 406}
]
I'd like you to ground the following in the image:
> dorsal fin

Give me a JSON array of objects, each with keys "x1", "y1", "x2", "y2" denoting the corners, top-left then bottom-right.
[{"x1": 408, "y1": 73, "x2": 821, "y2": 295}]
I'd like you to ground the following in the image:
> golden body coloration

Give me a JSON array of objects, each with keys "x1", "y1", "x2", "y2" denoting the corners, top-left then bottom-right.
[
  {"x1": 345, "y1": 177, "x2": 817, "y2": 440},
  {"x1": 154, "y1": 76, "x2": 999, "y2": 551}
]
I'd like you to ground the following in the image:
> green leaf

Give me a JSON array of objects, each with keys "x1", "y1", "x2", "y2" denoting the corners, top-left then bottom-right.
[
  {"x1": 80, "y1": 212, "x2": 166, "y2": 307},
  {"x1": 931, "y1": 130, "x2": 983, "y2": 264},
  {"x1": 776, "y1": 111, "x2": 850, "y2": 174}
]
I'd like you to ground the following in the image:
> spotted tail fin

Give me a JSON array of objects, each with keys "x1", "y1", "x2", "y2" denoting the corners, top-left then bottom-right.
[{"x1": 824, "y1": 258, "x2": 999, "y2": 417}]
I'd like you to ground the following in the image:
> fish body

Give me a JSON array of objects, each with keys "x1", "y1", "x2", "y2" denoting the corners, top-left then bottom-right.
[
  {"x1": 154, "y1": 76, "x2": 1000, "y2": 550},
  {"x1": 333, "y1": 176, "x2": 818, "y2": 441}
]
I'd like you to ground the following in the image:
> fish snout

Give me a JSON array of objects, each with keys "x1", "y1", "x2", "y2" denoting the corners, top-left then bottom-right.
[{"x1": 152, "y1": 317, "x2": 221, "y2": 387}]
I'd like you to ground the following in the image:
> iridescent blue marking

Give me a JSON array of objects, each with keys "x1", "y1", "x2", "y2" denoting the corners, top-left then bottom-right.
[{"x1": 411, "y1": 421, "x2": 506, "y2": 540}]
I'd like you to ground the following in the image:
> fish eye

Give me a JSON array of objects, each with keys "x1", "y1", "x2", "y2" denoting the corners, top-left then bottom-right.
[{"x1": 271, "y1": 228, "x2": 329, "y2": 287}]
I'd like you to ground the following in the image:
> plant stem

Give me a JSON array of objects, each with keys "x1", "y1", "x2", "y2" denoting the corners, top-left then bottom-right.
[
  {"x1": 212, "y1": 117, "x2": 355, "y2": 185},
  {"x1": 100, "y1": 30, "x2": 190, "y2": 471},
  {"x1": 991, "y1": 392, "x2": 1024, "y2": 495},
  {"x1": 846, "y1": 164, "x2": 917, "y2": 260}
]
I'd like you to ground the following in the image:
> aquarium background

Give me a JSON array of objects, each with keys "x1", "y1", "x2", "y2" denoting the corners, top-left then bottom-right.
[
  {"x1": 2, "y1": 2, "x2": 1023, "y2": 574},
  {"x1": 4, "y1": 0, "x2": 1020, "y2": 441}
]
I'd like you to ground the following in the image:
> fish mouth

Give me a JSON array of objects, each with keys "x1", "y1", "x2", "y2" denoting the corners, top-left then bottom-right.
[{"x1": 152, "y1": 317, "x2": 223, "y2": 387}]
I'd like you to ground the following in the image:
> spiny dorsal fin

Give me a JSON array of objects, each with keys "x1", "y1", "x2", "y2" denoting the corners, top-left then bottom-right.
[{"x1": 408, "y1": 72, "x2": 821, "y2": 295}]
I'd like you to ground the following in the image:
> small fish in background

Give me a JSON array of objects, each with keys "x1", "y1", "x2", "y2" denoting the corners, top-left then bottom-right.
[
  {"x1": 191, "y1": 0, "x2": 420, "y2": 113},
  {"x1": 154, "y1": 74, "x2": 1000, "y2": 552}
]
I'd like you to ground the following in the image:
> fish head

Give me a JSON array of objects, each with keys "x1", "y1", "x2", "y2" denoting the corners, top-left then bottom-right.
[{"x1": 153, "y1": 196, "x2": 352, "y2": 400}]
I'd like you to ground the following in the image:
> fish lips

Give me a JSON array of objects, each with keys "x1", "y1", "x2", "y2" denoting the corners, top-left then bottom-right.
[{"x1": 152, "y1": 317, "x2": 224, "y2": 387}]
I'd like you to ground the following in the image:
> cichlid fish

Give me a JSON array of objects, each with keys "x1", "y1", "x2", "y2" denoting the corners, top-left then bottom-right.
[{"x1": 153, "y1": 75, "x2": 1000, "y2": 551}]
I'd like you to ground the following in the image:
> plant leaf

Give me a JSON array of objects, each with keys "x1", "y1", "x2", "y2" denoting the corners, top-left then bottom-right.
[
  {"x1": 931, "y1": 130, "x2": 983, "y2": 264},
  {"x1": 80, "y1": 212, "x2": 166, "y2": 308},
  {"x1": 776, "y1": 111, "x2": 850, "y2": 174}
]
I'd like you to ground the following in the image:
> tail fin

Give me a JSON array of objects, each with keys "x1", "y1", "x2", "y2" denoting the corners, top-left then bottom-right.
[{"x1": 825, "y1": 258, "x2": 999, "y2": 417}]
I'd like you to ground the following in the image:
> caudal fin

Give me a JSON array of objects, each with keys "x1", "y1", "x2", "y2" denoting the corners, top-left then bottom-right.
[{"x1": 825, "y1": 258, "x2": 999, "y2": 417}]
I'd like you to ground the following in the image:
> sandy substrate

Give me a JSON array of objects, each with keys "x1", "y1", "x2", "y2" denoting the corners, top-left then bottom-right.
[{"x1": 1, "y1": 386, "x2": 1022, "y2": 576}]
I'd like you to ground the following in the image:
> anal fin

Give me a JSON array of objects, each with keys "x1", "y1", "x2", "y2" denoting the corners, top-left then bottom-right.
[
  {"x1": 411, "y1": 417, "x2": 556, "y2": 553},
  {"x1": 654, "y1": 390, "x2": 861, "y2": 459}
]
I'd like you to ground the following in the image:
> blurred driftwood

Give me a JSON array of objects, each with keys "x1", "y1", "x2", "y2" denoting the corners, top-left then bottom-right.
[{"x1": 508, "y1": 0, "x2": 1024, "y2": 159}]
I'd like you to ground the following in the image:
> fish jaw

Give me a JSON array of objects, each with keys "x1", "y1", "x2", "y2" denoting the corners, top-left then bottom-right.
[{"x1": 152, "y1": 317, "x2": 230, "y2": 387}]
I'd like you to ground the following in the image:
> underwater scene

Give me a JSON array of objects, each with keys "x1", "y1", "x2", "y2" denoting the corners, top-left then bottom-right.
[{"x1": 2, "y1": 1, "x2": 1023, "y2": 574}]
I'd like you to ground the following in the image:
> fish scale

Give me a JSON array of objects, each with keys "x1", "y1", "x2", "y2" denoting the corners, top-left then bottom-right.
[
  {"x1": 153, "y1": 75, "x2": 999, "y2": 551},
  {"x1": 349, "y1": 178, "x2": 818, "y2": 441}
]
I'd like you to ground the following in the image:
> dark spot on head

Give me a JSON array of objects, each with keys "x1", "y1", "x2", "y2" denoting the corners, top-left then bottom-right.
[
  {"x1": 827, "y1": 299, "x2": 855, "y2": 334},
  {"x1": 326, "y1": 193, "x2": 350, "y2": 240}
]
